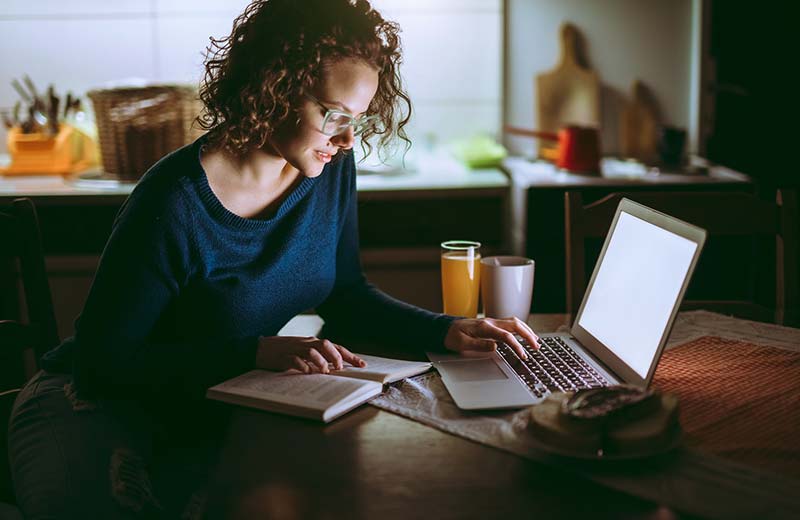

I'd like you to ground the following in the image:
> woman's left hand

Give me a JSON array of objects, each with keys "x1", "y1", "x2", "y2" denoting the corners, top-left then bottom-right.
[{"x1": 443, "y1": 317, "x2": 540, "y2": 360}]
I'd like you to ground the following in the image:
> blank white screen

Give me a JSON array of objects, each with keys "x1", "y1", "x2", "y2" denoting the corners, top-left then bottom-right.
[{"x1": 578, "y1": 212, "x2": 698, "y2": 377}]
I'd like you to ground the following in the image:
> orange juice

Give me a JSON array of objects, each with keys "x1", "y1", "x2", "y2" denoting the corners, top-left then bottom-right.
[{"x1": 441, "y1": 251, "x2": 481, "y2": 317}]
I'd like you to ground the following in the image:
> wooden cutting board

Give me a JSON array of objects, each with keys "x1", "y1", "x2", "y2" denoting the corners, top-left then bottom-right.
[
  {"x1": 620, "y1": 80, "x2": 660, "y2": 164},
  {"x1": 535, "y1": 23, "x2": 600, "y2": 157}
]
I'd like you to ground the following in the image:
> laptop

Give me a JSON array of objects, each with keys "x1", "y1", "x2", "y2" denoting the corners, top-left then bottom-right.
[{"x1": 428, "y1": 198, "x2": 707, "y2": 410}]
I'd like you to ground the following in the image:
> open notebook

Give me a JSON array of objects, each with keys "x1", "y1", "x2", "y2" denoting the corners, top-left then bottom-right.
[{"x1": 207, "y1": 354, "x2": 431, "y2": 423}]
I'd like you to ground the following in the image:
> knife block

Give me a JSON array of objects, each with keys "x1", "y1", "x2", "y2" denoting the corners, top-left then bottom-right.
[{"x1": 1, "y1": 125, "x2": 97, "y2": 175}]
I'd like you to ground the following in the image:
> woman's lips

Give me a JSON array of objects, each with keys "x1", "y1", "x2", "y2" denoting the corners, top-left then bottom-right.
[{"x1": 315, "y1": 150, "x2": 332, "y2": 163}]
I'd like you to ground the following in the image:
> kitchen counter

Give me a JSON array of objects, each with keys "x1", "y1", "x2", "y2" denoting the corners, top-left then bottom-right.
[
  {"x1": 502, "y1": 155, "x2": 756, "y2": 312},
  {"x1": 0, "y1": 149, "x2": 508, "y2": 203},
  {"x1": 503, "y1": 155, "x2": 750, "y2": 188},
  {"x1": 503, "y1": 155, "x2": 752, "y2": 257},
  {"x1": 1, "y1": 148, "x2": 510, "y2": 260}
]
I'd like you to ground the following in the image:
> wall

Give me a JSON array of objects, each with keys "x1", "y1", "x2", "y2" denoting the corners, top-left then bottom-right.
[
  {"x1": 0, "y1": 0, "x2": 502, "y2": 156},
  {"x1": 504, "y1": 0, "x2": 695, "y2": 158}
]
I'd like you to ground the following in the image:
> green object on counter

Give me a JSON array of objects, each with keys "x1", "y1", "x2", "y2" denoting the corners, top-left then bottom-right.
[{"x1": 449, "y1": 135, "x2": 508, "y2": 169}]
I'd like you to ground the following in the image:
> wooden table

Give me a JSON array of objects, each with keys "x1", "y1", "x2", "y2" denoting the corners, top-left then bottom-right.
[{"x1": 205, "y1": 314, "x2": 681, "y2": 519}]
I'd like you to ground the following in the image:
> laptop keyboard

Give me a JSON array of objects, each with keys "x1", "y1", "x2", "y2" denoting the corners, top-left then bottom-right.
[{"x1": 497, "y1": 335, "x2": 609, "y2": 398}]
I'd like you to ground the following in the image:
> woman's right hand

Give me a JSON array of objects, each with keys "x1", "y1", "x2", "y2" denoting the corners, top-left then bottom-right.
[{"x1": 255, "y1": 336, "x2": 367, "y2": 374}]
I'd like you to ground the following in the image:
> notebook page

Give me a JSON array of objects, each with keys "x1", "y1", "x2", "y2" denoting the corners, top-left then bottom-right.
[
  {"x1": 212, "y1": 370, "x2": 371, "y2": 408},
  {"x1": 334, "y1": 354, "x2": 431, "y2": 383}
]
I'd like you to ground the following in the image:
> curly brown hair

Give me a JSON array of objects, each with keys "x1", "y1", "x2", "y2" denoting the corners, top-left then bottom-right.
[{"x1": 196, "y1": 0, "x2": 411, "y2": 160}]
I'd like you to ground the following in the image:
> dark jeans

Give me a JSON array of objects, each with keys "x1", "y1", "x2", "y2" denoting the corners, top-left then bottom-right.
[{"x1": 8, "y1": 371, "x2": 230, "y2": 519}]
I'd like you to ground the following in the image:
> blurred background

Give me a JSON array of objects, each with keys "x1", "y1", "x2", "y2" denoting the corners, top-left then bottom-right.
[
  {"x1": 0, "y1": 0, "x2": 701, "y2": 159},
  {"x1": 1, "y1": 0, "x2": 796, "y2": 339},
  {"x1": 0, "y1": 0, "x2": 790, "y2": 179}
]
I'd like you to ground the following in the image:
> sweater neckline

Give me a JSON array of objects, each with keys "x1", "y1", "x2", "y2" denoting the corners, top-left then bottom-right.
[{"x1": 190, "y1": 135, "x2": 317, "y2": 230}]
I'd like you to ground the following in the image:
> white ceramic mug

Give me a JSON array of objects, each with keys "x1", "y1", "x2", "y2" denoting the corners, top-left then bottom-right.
[{"x1": 480, "y1": 256, "x2": 535, "y2": 321}]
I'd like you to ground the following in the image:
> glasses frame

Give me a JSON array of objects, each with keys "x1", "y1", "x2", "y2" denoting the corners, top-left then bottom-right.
[{"x1": 306, "y1": 94, "x2": 380, "y2": 137}]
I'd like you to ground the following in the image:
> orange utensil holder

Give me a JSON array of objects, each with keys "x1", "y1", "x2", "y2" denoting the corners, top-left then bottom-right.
[{"x1": 1, "y1": 125, "x2": 97, "y2": 176}]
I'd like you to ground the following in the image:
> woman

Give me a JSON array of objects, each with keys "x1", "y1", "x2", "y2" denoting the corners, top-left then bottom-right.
[{"x1": 9, "y1": 0, "x2": 538, "y2": 517}]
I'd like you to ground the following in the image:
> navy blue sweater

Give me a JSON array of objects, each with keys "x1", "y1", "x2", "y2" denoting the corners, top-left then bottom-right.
[{"x1": 42, "y1": 135, "x2": 456, "y2": 398}]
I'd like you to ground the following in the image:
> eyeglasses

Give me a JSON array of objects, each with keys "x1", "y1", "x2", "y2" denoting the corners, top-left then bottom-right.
[{"x1": 306, "y1": 94, "x2": 379, "y2": 137}]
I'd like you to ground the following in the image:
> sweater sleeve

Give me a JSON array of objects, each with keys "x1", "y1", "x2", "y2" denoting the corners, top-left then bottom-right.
[
  {"x1": 72, "y1": 184, "x2": 258, "y2": 399},
  {"x1": 315, "y1": 158, "x2": 459, "y2": 352}
]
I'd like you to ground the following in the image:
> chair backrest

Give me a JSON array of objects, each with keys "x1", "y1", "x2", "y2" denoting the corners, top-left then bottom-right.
[
  {"x1": 0, "y1": 388, "x2": 20, "y2": 505},
  {"x1": 0, "y1": 198, "x2": 59, "y2": 385},
  {"x1": 564, "y1": 189, "x2": 798, "y2": 326}
]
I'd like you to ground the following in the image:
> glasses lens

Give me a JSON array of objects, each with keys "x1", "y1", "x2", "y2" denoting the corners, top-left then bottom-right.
[
  {"x1": 321, "y1": 112, "x2": 378, "y2": 136},
  {"x1": 321, "y1": 113, "x2": 350, "y2": 136}
]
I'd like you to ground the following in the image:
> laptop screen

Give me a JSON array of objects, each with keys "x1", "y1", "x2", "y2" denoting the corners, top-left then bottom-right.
[{"x1": 577, "y1": 211, "x2": 699, "y2": 378}]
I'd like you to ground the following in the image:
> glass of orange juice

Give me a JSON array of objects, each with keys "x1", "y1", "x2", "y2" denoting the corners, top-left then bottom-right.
[{"x1": 441, "y1": 240, "x2": 481, "y2": 318}]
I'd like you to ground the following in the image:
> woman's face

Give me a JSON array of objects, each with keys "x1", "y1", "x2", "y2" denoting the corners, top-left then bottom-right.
[{"x1": 270, "y1": 58, "x2": 380, "y2": 177}]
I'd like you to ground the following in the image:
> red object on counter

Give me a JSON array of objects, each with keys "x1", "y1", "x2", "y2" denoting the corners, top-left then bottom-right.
[
  {"x1": 504, "y1": 124, "x2": 601, "y2": 174},
  {"x1": 557, "y1": 125, "x2": 600, "y2": 174}
]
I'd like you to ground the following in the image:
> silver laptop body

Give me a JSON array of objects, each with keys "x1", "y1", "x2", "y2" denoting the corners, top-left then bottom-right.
[{"x1": 428, "y1": 198, "x2": 707, "y2": 410}]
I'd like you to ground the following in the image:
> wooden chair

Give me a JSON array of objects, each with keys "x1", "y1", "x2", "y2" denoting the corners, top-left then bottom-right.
[
  {"x1": 0, "y1": 197, "x2": 60, "y2": 512},
  {"x1": 564, "y1": 189, "x2": 799, "y2": 326},
  {"x1": 0, "y1": 388, "x2": 21, "y2": 511}
]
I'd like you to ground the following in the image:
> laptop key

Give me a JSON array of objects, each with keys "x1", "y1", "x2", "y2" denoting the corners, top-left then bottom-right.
[{"x1": 499, "y1": 339, "x2": 608, "y2": 396}]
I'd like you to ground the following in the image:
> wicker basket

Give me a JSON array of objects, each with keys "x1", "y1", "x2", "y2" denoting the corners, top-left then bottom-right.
[{"x1": 88, "y1": 85, "x2": 203, "y2": 180}]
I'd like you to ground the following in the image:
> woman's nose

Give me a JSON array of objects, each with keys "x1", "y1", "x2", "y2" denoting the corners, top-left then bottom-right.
[{"x1": 330, "y1": 125, "x2": 355, "y2": 150}]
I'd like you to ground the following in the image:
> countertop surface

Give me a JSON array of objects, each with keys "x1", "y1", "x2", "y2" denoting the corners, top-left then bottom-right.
[
  {"x1": 0, "y1": 149, "x2": 508, "y2": 198},
  {"x1": 2, "y1": 151, "x2": 752, "y2": 199},
  {"x1": 503, "y1": 156, "x2": 751, "y2": 187}
]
